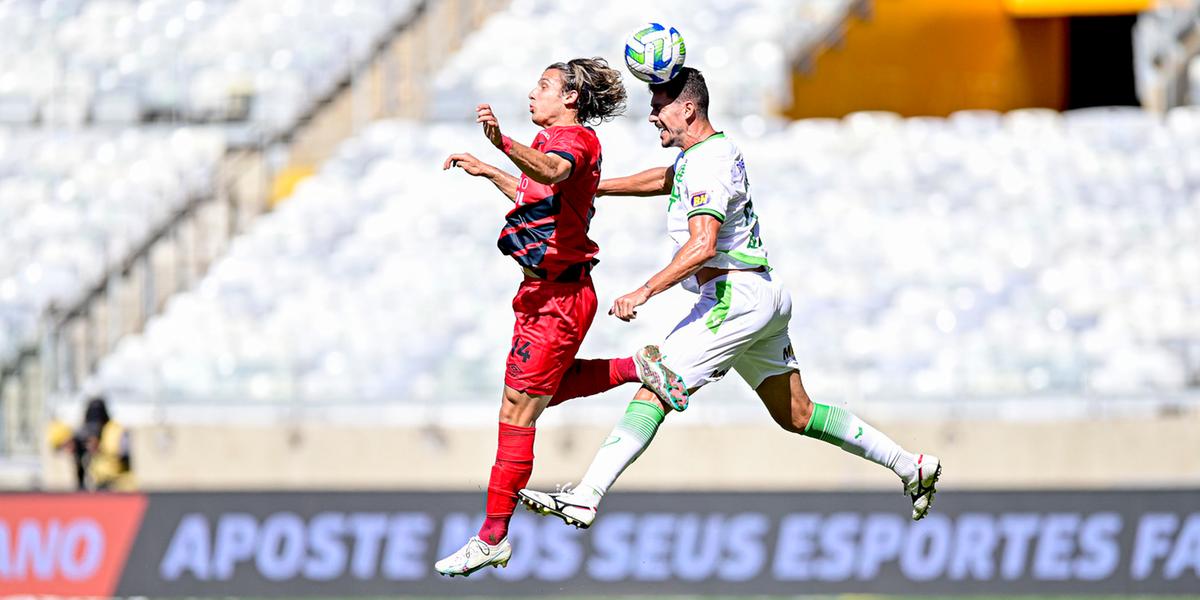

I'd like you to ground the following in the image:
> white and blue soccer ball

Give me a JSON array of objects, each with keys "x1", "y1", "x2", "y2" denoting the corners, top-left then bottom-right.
[{"x1": 623, "y1": 23, "x2": 686, "y2": 84}]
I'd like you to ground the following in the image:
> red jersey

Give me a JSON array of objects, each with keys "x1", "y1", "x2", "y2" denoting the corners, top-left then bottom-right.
[{"x1": 497, "y1": 125, "x2": 601, "y2": 279}]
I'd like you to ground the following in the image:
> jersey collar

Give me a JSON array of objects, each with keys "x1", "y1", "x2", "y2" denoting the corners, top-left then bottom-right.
[{"x1": 683, "y1": 131, "x2": 725, "y2": 156}]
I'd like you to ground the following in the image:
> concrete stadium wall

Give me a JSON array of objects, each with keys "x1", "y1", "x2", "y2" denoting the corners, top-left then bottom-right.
[{"x1": 40, "y1": 413, "x2": 1200, "y2": 491}]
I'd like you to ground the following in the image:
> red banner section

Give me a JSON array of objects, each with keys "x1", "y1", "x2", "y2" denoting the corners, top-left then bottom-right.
[{"x1": 0, "y1": 493, "x2": 147, "y2": 596}]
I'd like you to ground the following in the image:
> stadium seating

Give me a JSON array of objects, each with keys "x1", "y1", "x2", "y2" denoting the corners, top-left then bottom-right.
[
  {"x1": 1, "y1": 0, "x2": 426, "y2": 398},
  {"x1": 0, "y1": 126, "x2": 226, "y2": 363},
  {"x1": 8, "y1": 0, "x2": 1193, "y2": 411},
  {"x1": 0, "y1": 0, "x2": 418, "y2": 130},
  {"x1": 91, "y1": 106, "x2": 1200, "y2": 406}
]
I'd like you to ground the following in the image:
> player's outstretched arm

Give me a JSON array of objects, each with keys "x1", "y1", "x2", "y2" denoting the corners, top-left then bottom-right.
[
  {"x1": 597, "y1": 166, "x2": 674, "y2": 197},
  {"x1": 443, "y1": 153, "x2": 520, "y2": 202},
  {"x1": 610, "y1": 215, "x2": 720, "y2": 321},
  {"x1": 476, "y1": 104, "x2": 573, "y2": 185}
]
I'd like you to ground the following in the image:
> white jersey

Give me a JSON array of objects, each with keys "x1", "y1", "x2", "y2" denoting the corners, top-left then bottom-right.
[
  {"x1": 666, "y1": 133, "x2": 769, "y2": 292},
  {"x1": 657, "y1": 134, "x2": 796, "y2": 390}
]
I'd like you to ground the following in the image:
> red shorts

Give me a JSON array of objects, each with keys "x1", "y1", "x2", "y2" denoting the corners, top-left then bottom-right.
[{"x1": 505, "y1": 276, "x2": 598, "y2": 396}]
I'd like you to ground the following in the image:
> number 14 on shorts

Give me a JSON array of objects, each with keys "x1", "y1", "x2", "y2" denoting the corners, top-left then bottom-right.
[{"x1": 510, "y1": 338, "x2": 533, "y2": 362}]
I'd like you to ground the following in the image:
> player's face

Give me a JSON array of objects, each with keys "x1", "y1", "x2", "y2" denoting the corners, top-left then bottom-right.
[
  {"x1": 649, "y1": 90, "x2": 687, "y2": 148},
  {"x1": 529, "y1": 69, "x2": 568, "y2": 127}
]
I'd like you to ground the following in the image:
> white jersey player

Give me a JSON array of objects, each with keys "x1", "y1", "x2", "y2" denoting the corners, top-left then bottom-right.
[{"x1": 519, "y1": 67, "x2": 941, "y2": 527}]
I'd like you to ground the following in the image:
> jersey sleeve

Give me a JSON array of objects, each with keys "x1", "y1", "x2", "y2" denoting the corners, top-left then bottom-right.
[
  {"x1": 542, "y1": 128, "x2": 594, "y2": 176},
  {"x1": 681, "y1": 157, "x2": 733, "y2": 222}
]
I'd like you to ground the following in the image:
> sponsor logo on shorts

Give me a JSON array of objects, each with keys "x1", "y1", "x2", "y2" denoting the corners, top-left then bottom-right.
[
  {"x1": 689, "y1": 192, "x2": 709, "y2": 208},
  {"x1": 709, "y1": 368, "x2": 728, "y2": 380}
]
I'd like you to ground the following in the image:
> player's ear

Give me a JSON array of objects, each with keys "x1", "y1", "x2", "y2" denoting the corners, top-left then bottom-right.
[
  {"x1": 682, "y1": 99, "x2": 696, "y2": 121},
  {"x1": 561, "y1": 88, "x2": 579, "y2": 108}
]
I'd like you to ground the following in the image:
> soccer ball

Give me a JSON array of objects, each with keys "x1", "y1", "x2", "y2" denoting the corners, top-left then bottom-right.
[{"x1": 623, "y1": 23, "x2": 686, "y2": 84}]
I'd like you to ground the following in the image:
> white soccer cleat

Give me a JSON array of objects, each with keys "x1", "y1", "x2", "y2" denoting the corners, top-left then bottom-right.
[
  {"x1": 434, "y1": 536, "x2": 512, "y2": 577},
  {"x1": 518, "y1": 485, "x2": 599, "y2": 529},
  {"x1": 903, "y1": 453, "x2": 942, "y2": 521},
  {"x1": 634, "y1": 345, "x2": 690, "y2": 411}
]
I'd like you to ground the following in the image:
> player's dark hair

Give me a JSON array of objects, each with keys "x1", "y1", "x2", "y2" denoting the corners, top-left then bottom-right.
[
  {"x1": 650, "y1": 67, "x2": 709, "y2": 119},
  {"x1": 547, "y1": 57, "x2": 627, "y2": 125}
]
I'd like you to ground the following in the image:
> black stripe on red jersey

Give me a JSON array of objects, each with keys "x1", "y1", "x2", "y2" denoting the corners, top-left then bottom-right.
[
  {"x1": 497, "y1": 194, "x2": 562, "y2": 268},
  {"x1": 546, "y1": 150, "x2": 576, "y2": 176},
  {"x1": 498, "y1": 225, "x2": 555, "y2": 268},
  {"x1": 508, "y1": 192, "x2": 561, "y2": 224},
  {"x1": 498, "y1": 221, "x2": 556, "y2": 258}
]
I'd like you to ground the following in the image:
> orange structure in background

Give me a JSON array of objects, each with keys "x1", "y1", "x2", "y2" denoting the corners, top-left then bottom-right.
[{"x1": 785, "y1": 0, "x2": 1126, "y2": 118}]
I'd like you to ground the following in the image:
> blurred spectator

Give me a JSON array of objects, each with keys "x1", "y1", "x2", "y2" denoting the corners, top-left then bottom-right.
[
  {"x1": 82, "y1": 397, "x2": 135, "y2": 491},
  {"x1": 46, "y1": 418, "x2": 87, "y2": 490},
  {"x1": 46, "y1": 396, "x2": 135, "y2": 491}
]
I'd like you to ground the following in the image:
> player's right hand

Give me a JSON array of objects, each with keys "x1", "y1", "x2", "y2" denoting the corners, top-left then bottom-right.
[
  {"x1": 443, "y1": 153, "x2": 488, "y2": 177},
  {"x1": 610, "y1": 287, "x2": 651, "y2": 322},
  {"x1": 476, "y1": 104, "x2": 504, "y2": 148}
]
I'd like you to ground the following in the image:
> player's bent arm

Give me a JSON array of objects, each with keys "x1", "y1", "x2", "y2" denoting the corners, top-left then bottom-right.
[
  {"x1": 597, "y1": 166, "x2": 674, "y2": 197},
  {"x1": 502, "y1": 137, "x2": 573, "y2": 185},
  {"x1": 444, "y1": 152, "x2": 520, "y2": 202},
  {"x1": 641, "y1": 215, "x2": 721, "y2": 297},
  {"x1": 482, "y1": 164, "x2": 520, "y2": 201}
]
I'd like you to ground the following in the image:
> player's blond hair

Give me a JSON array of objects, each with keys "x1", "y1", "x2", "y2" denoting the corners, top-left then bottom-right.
[{"x1": 547, "y1": 57, "x2": 627, "y2": 126}]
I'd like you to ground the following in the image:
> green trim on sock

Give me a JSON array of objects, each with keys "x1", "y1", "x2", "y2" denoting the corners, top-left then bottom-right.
[
  {"x1": 806, "y1": 403, "x2": 830, "y2": 433},
  {"x1": 803, "y1": 402, "x2": 850, "y2": 445},
  {"x1": 618, "y1": 400, "x2": 665, "y2": 442},
  {"x1": 628, "y1": 399, "x2": 666, "y2": 420}
]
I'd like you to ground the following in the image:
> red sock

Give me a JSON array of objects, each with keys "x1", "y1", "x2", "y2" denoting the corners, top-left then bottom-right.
[
  {"x1": 478, "y1": 422, "x2": 535, "y2": 544},
  {"x1": 548, "y1": 357, "x2": 638, "y2": 407}
]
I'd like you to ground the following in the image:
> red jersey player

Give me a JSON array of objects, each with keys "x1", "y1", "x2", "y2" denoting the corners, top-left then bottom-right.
[{"x1": 435, "y1": 58, "x2": 687, "y2": 576}]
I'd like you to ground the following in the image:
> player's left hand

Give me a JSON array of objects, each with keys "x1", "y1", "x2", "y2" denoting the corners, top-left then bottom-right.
[
  {"x1": 443, "y1": 153, "x2": 489, "y2": 177},
  {"x1": 610, "y1": 287, "x2": 651, "y2": 322},
  {"x1": 476, "y1": 104, "x2": 504, "y2": 148}
]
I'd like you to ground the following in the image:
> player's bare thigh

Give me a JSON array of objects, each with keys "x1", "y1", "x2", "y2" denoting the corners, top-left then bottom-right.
[
  {"x1": 500, "y1": 386, "x2": 553, "y2": 427},
  {"x1": 754, "y1": 369, "x2": 814, "y2": 433}
]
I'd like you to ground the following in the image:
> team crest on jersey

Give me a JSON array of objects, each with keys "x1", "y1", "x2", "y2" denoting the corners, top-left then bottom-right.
[{"x1": 689, "y1": 191, "x2": 709, "y2": 208}]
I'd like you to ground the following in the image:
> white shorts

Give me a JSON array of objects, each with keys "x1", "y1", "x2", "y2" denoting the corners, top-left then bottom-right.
[{"x1": 659, "y1": 269, "x2": 800, "y2": 390}]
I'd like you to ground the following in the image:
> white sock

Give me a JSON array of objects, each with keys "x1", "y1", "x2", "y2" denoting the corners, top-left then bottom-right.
[
  {"x1": 802, "y1": 402, "x2": 917, "y2": 481},
  {"x1": 576, "y1": 399, "x2": 666, "y2": 503}
]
